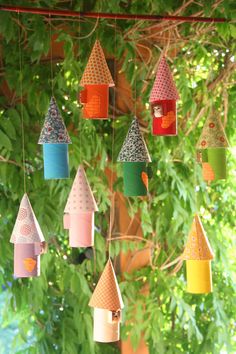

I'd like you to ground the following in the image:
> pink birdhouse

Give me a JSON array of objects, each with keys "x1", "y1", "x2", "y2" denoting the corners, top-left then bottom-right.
[{"x1": 149, "y1": 56, "x2": 179, "y2": 136}]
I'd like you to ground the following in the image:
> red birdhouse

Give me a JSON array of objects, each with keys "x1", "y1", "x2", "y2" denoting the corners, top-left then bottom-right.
[
  {"x1": 79, "y1": 40, "x2": 114, "y2": 119},
  {"x1": 149, "y1": 57, "x2": 179, "y2": 136}
]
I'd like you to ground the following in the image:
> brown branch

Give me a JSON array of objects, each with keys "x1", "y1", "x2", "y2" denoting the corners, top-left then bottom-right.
[{"x1": 0, "y1": 155, "x2": 22, "y2": 168}]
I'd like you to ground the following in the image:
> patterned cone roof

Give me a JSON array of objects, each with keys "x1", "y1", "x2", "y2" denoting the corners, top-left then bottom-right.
[
  {"x1": 117, "y1": 118, "x2": 151, "y2": 162},
  {"x1": 196, "y1": 115, "x2": 229, "y2": 149},
  {"x1": 182, "y1": 214, "x2": 214, "y2": 260},
  {"x1": 10, "y1": 194, "x2": 45, "y2": 244},
  {"x1": 149, "y1": 56, "x2": 179, "y2": 102},
  {"x1": 80, "y1": 40, "x2": 114, "y2": 87},
  {"x1": 89, "y1": 259, "x2": 124, "y2": 311},
  {"x1": 64, "y1": 165, "x2": 98, "y2": 213},
  {"x1": 38, "y1": 96, "x2": 71, "y2": 144}
]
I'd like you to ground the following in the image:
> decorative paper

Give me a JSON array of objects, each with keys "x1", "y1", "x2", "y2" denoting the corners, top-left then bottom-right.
[
  {"x1": 182, "y1": 214, "x2": 214, "y2": 260},
  {"x1": 80, "y1": 40, "x2": 114, "y2": 87},
  {"x1": 149, "y1": 56, "x2": 179, "y2": 102},
  {"x1": 38, "y1": 96, "x2": 71, "y2": 144},
  {"x1": 202, "y1": 162, "x2": 215, "y2": 181},
  {"x1": 10, "y1": 194, "x2": 45, "y2": 244},
  {"x1": 89, "y1": 259, "x2": 124, "y2": 311},
  {"x1": 64, "y1": 165, "x2": 98, "y2": 213},
  {"x1": 68, "y1": 213, "x2": 94, "y2": 248},
  {"x1": 117, "y1": 118, "x2": 151, "y2": 162},
  {"x1": 161, "y1": 111, "x2": 176, "y2": 128},
  {"x1": 80, "y1": 85, "x2": 109, "y2": 119},
  {"x1": 196, "y1": 115, "x2": 229, "y2": 149}
]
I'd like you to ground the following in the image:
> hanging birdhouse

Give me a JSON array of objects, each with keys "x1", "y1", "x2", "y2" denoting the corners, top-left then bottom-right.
[
  {"x1": 38, "y1": 96, "x2": 71, "y2": 179},
  {"x1": 64, "y1": 165, "x2": 98, "y2": 248},
  {"x1": 117, "y1": 117, "x2": 151, "y2": 197},
  {"x1": 79, "y1": 40, "x2": 114, "y2": 119},
  {"x1": 196, "y1": 115, "x2": 230, "y2": 182},
  {"x1": 89, "y1": 259, "x2": 124, "y2": 342},
  {"x1": 10, "y1": 194, "x2": 46, "y2": 278},
  {"x1": 181, "y1": 214, "x2": 214, "y2": 294},
  {"x1": 149, "y1": 56, "x2": 179, "y2": 136}
]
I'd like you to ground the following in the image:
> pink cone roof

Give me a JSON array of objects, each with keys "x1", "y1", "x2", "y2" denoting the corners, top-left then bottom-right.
[
  {"x1": 149, "y1": 56, "x2": 179, "y2": 102},
  {"x1": 182, "y1": 214, "x2": 214, "y2": 261},
  {"x1": 196, "y1": 115, "x2": 229, "y2": 149},
  {"x1": 89, "y1": 259, "x2": 124, "y2": 311},
  {"x1": 80, "y1": 40, "x2": 114, "y2": 87},
  {"x1": 64, "y1": 165, "x2": 98, "y2": 213},
  {"x1": 10, "y1": 194, "x2": 45, "y2": 244}
]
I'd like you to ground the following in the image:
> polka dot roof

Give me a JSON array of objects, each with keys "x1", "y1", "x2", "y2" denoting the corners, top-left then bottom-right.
[
  {"x1": 182, "y1": 214, "x2": 214, "y2": 261},
  {"x1": 149, "y1": 56, "x2": 179, "y2": 102},
  {"x1": 89, "y1": 259, "x2": 124, "y2": 311},
  {"x1": 64, "y1": 165, "x2": 98, "y2": 213},
  {"x1": 80, "y1": 40, "x2": 114, "y2": 87},
  {"x1": 10, "y1": 194, "x2": 45, "y2": 244},
  {"x1": 196, "y1": 115, "x2": 229, "y2": 149}
]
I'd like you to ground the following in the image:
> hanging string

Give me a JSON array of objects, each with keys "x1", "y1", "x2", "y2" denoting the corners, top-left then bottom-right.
[
  {"x1": 134, "y1": 15, "x2": 137, "y2": 118},
  {"x1": 107, "y1": 18, "x2": 117, "y2": 259},
  {"x1": 18, "y1": 12, "x2": 26, "y2": 193},
  {"x1": 78, "y1": 11, "x2": 82, "y2": 163},
  {"x1": 49, "y1": 14, "x2": 54, "y2": 97}
]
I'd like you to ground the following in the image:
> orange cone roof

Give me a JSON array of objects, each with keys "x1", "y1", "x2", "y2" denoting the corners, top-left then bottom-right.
[
  {"x1": 89, "y1": 259, "x2": 124, "y2": 311},
  {"x1": 196, "y1": 115, "x2": 229, "y2": 149},
  {"x1": 149, "y1": 56, "x2": 179, "y2": 102},
  {"x1": 64, "y1": 165, "x2": 98, "y2": 213},
  {"x1": 182, "y1": 214, "x2": 214, "y2": 260},
  {"x1": 80, "y1": 40, "x2": 114, "y2": 87}
]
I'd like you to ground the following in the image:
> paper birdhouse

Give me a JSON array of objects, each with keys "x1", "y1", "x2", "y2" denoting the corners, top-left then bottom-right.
[
  {"x1": 149, "y1": 56, "x2": 179, "y2": 136},
  {"x1": 196, "y1": 115, "x2": 229, "y2": 181},
  {"x1": 181, "y1": 214, "x2": 214, "y2": 294},
  {"x1": 64, "y1": 165, "x2": 98, "y2": 248},
  {"x1": 10, "y1": 194, "x2": 46, "y2": 278},
  {"x1": 38, "y1": 96, "x2": 71, "y2": 179},
  {"x1": 117, "y1": 118, "x2": 151, "y2": 197},
  {"x1": 89, "y1": 259, "x2": 124, "y2": 342},
  {"x1": 79, "y1": 40, "x2": 114, "y2": 119}
]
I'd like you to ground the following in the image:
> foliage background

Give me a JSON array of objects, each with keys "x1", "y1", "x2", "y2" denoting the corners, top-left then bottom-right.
[{"x1": 0, "y1": 0, "x2": 236, "y2": 353}]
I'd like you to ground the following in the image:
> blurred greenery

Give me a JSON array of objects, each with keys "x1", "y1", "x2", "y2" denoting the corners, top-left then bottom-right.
[{"x1": 0, "y1": 0, "x2": 236, "y2": 353}]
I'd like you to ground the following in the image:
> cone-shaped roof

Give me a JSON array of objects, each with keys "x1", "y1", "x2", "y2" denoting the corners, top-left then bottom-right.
[
  {"x1": 196, "y1": 115, "x2": 229, "y2": 149},
  {"x1": 10, "y1": 194, "x2": 45, "y2": 244},
  {"x1": 182, "y1": 214, "x2": 214, "y2": 260},
  {"x1": 64, "y1": 165, "x2": 98, "y2": 213},
  {"x1": 117, "y1": 118, "x2": 151, "y2": 162},
  {"x1": 80, "y1": 40, "x2": 114, "y2": 87},
  {"x1": 89, "y1": 259, "x2": 124, "y2": 311},
  {"x1": 149, "y1": 56, "x2": 179, "y2": 102},
  {"x1": 38, "y1": 96, "x2": 71, "y2": 144}
]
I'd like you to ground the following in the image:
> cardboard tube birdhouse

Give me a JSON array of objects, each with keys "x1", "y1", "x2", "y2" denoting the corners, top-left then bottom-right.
[
  {"x1": 89, "y1": 259, "x2": 124, "y2": 342},
  {"x1": 79, "y1": 40, "x2": 114, "y2": 119},
  {"x1": 149, "y1": 56, "x2": 179, "y2": 136},
  {"x1": 182, "y1": 214, "x2": 214, "y2": 294},
  {"x1": 10, "y1": 194, "x2": 46, "y2": 278},
  {"x1": 38, "y1": 96, "x2": 71, "y2": 179},
  {"x1": 117, "y1": 118, "x2": 151, "y2": 197},
  {"x1": 64, "y1": 165, "x2": 98, "y2": 248},
  {"x1": 196, "y1": 115, "x2": 230, "y2": 181}
]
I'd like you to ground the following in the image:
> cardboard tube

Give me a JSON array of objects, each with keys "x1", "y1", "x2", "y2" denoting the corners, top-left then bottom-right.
[
  {"x1": 93, "y1": 308, "x2": 120, "y2": 343},
  {"x1": 151, "y1": 100, "x2": 177, "y2": 136},
  {"x1": 82, "y1": 84, "x2": 109, "y2": 119},
  {"x1": 69, "y1": 212, "x2": 94, "y2": 248},
  {"x1": 207, "y1": 148, "x2": 226, "y2": 180},
  {"x1": 43, "y1": 143, "x2": 69, "y2": 180},
  {"x1": 14, "y1": 243, "x2": 40, "y2": 278},
  {"x1": 186, "y1": 260, "x2": 212, "y2": 294},
  {"x1": 123, "y1": 162, "x2": 148, "y2": 197}
]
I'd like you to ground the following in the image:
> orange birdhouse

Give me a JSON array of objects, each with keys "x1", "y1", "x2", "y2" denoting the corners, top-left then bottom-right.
[
  {"x1": 79, "y1": 40, "x2": 114, "y2": 119},
  {"x1": 149, "y1": 56, "x2": 179, "y2": 136}
]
